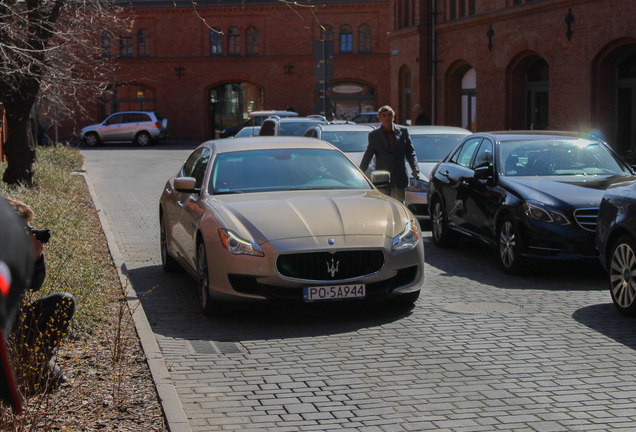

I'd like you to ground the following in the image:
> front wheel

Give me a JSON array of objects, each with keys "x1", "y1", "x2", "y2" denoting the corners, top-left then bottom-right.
[
  {"x1": 160, "y1": 214, "x2": 180, "y2": 272},
  {"x1": 197, "y1": 242, "x2": 217, "y2": 316},
  {"x1": 430, "y1": 198, "x2": 456, "y2": 247},
  {"x1": 498, "y1": 216, "x2": 526, "y2": 274},
  {"x1": 135, "y1": 131, "x2": 152, "y2": 146},
  {"x1": 609, "y1": 235, "x2": 636, "y2": 316}
]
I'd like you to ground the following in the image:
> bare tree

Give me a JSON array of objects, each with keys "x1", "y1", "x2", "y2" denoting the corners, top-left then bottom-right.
[{"x1": 0, "y1": 0, "x2": 130, "y2": 185}]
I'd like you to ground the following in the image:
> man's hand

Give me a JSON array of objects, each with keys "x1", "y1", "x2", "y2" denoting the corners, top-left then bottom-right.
[{"x1": 412, "y1": 169, "x2": 420, "y2": 179}]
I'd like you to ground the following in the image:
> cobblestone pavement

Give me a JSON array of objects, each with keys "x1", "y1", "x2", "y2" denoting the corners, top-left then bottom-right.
[{"x1": 82, "y1": 143, "x2": 636, "y2": 432}]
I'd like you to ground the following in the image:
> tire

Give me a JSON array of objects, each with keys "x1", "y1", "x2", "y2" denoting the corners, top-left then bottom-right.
[
  {"x1": 160, "y1": 214, "x2": 180, "y2": 273},
  {"x1": 430, "y1": 198, "x2": 456, "y2": 247},
  {"x1": 608, "y1": 235, "x2": 636, "y2": 316},
  {"x1": 197, "y1": 242, "x2": 217, "y2": 316},
  {"x1": 84, "y1": 133, "x2": 100, "y2": 147},
  {"x1": 498, "y1": 215, "x2": 526, "y2": 274},
  {"x1": 135, "y1": 131, "x2": 152, "y2": 146}
]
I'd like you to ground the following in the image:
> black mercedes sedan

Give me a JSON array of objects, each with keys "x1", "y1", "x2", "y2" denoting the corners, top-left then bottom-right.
[
  {"x1": 427, "y1": 131, "x2": 636, "y2": 274},
  {"x1": 597, "y1": 181, "x2": 636, "y2": 315}
]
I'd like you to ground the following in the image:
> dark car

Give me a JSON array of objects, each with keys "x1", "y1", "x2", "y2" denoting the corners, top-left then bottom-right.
[
  {"x1": 428, "y1": 131, "x2": 636, "y2": 274},
  {"x1": 597, "y1": 181, "x2": 636, "y2": 315}
]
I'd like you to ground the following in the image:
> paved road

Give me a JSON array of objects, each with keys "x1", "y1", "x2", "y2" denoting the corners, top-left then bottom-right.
[{"x1": 82, "y1": 142, "x2": 636, "y2": 432}]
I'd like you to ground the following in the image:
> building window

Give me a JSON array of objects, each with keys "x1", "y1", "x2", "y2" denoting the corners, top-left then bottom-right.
[
  {"x1": 399, "y1": 66, "x2": 411, "y2": 125},
  {"x1": 137, "y1": 29, "x2": 149, "y2": 57},
  {"x1": 246, "y1": 26, "x2": 258, "y2": 56},
  {"x1": 102, "y1": 31, "x2": 112, "y2": 58},
  {"x1": 358, "y1": 24, "x2": 371, "y2": 53},
  {"x1": 396, "y1": 0, "x2": 414, "y2": 29},
  {"x1": 525, "y1": 58, "x2": 549, "y2": 130},
  {"x1": 228, "y1": 26, "x2": 240, "y2": 56},
  {"x1": 449, "y1": 0, "x2": 476, "y2": 19},
  {"x1": 339, "y1": 25, "x2": 352, "y2": 53},
  {"x1": 119, "y1": 35, "x2": 132, "y2": 58},
  {"x1": 210, "y1": 27, "x2": 223, "y2": 56},
  {"x1": 321, "y1": 25, "x2": 334, "y2": 42}
]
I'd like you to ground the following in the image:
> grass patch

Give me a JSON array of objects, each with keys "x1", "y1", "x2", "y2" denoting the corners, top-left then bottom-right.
[{"x1": 0, "y1": 145, "x2": 118, "y2": 338}]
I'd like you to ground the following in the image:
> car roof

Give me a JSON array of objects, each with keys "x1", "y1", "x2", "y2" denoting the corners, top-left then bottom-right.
[
  {"x1": 203, "y1": 136, "x2": 335, "y2": 153},
  {"x1": 267, "y1": 116, "x2": 325, "y2": 123},
  {"x1": 472, "y1": 130, "x2": 601, "y2": 142},
  {"x1": 109, "y1": 111, "x2": 155, "y2": 115},
  {"x1": 248, "y1": 110, "x2": 298, "y2": 118},
  {"x1": 406, "y1": 125, "x2": 471, "y2": 135},
  {"x1": 314, "y1": 124, "x2": 375, "y2": 131}
]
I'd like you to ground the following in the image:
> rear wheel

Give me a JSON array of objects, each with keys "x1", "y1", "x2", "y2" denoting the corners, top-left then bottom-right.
[
  {"x1": 84, "y1": 133, "x2": 100, "y2": 147},
  {"x1": 498, "y1": 215, "x2": 526, "y2": 274},
  {"x1": 135, "y1": 131, "x2": 152, "y2": 146},
  {"x1": 430, "y1": 198, "x2": 456, "y2": 247},
  {"x1": 609, "y1": 235, "x2": 636, "y2": 316},
  {"x1": 160, "y1": 214, "x2": 180, "y2": 272}
]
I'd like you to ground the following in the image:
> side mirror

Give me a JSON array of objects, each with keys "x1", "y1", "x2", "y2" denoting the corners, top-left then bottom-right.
[
  {"x1": 174, "y1": 176, "x2": 197, "y2": 193},
  {"x1": 370, "y1": 170, "x2": 391, "y2": 188},
  {"x1": 474, "y1": 164, "x2": 493, "y2": 180}
]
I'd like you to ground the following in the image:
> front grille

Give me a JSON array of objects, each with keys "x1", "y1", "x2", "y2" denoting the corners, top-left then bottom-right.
[
  {"x1": 276, "y1": 250, "x2": 385, "y2": 281},
  {"x1": 573, "y1": 207, "x2": 598, "y2": 232}
]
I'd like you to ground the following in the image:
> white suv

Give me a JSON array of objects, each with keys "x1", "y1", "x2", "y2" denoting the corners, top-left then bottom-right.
[{"x1": 80, "y1": 111, "x2": 168, "y2": 146}]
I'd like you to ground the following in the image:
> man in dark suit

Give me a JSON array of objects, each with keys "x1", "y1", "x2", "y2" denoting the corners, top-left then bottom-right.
[{"x1": 360, "y1": 105, "x2": 419, "y2": 204}]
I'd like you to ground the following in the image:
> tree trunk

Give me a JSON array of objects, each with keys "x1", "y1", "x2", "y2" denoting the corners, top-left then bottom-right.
[{"x1": 2, "y1": 107, "x2": 36, "y2": 186}]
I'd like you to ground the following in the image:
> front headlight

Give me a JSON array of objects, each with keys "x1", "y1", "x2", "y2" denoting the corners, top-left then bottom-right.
[
  {"x1": 523, "y1": 201, "x2": 570, "y2": 225},
  {"x1": 392, "y1": 219, "x2": 420, "y2": 250},
  {"x1": 218, "y1": 229, "x2": 264, "y2": 256},
  {"x1": 407, "y1": 177, "x2": 428, "y2": 193}
]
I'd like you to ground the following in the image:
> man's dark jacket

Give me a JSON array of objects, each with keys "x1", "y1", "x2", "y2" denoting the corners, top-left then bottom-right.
[{"x1": 360, "y1": 125, "x2": 418, "y2": 188}]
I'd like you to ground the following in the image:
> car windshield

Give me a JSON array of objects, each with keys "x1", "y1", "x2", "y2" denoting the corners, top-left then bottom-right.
[
  {"x1": 278, "y1": 121, "x2": 323, "y2": 136},
  {"x1": 209, "y1": 148, "x2": 372, "y2": 194},
  {"x1": 411, "y1": 134, "x2": 466, "y2": 162},
  {"x1": 320, "y1": 131, "x2": 370, "y2": 152},
  {"x1": 499, "y1": 138, "x2": 632, "y2": 177},
  {"x1": 235, "y1": 126, "x2": 260, "y2": 137}
]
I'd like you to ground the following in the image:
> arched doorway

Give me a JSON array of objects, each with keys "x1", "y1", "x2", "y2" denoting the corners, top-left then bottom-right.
[
  {"x1": 208, "y1": 82, "x2": 263, "y2": 138},
  {"x1": 592, "y1": 40, "x2": 636, "y2": 162},
  {"x1": 506, "y1": 53, "x2": 549, "y2": 130},
  {"x1": 461, "y1": 68, "x2": 476, "y2": 131},
  {"x1": 398, "y1": 66, "x2": 411, "y2": 125},
  {"x1": 328, "y1": 81, "x2": 375, "y2": 121}
]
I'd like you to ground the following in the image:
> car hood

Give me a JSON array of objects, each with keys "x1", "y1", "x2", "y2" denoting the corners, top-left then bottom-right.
[
  {"x1": 207, "y1": 189, "x2": 409, "y2": 244},
  {"x1": 501, "y1": 175, "x2": 636, "y2": 208}
]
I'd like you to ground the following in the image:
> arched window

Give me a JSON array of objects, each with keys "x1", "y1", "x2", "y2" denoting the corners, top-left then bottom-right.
[
  {"x1": 210, "y1": 27, "x2": 223, "y2": 56},
  {"x1": 321, "y1": 25, "x2": 334, "y2": 42},
  {"x1": 339, "y1": 25, "x2": 353, "y2": 53},
  {"x1": 228, "y1": 26, "x2": 240, "y2": 56},
  {"x1": 246, "y1": 26, "x2": 258, "y2": 56},
  {"x1": 358, "y1": 24, "x2": 371, "y2": 53},
  {"x1": 102, "y1": 31, "x2": 112, "y2": 58},
  {"x1": 137, "y1": 29, "x2": 149, "y2": 57},
  {"x1": 461, "y1": 68, "x2": 476, "y2": 131}
]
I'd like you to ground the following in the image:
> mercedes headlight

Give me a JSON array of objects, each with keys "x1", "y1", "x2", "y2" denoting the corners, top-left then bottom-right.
[
  {"x1": 392, "y1": 219, "x2": 420, "y2": 250},
  {"x1": 523, "y1": 201, "x2": 570, "y2": 225},
  {"x1": 218, "y1": 229, "x2": 264, "y2": 256}
]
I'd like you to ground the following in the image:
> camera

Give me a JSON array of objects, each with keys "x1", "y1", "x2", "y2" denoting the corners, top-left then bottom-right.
[{"x1": 27, "y1": 226, "x2": 51, "y2": 244}]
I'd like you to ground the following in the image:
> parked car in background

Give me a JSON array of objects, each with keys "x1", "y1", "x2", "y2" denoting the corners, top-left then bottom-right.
[
  {"x1": 597, "y1": 181, "x2": 636, "y2": 315},
  {"x1": 405, "y1": 126, "x2": 471, "y2": 221},
  {"x1": 428, "y1": 131, "x2": 636, "y2": 274},
  {"x1": 234, "y1": 126, "x2": 261, "y2": 137},
  {"x1": 304, "y1": 123, "x2": 374, "y2": 167},
  {"x1": 159, "y1": 136, "x2": 424, "y2": 315},
  {"x1": 351, "y1": 112, "x2": 380, "y2": 127},
  {"x1": 220, "y1": 110, "x2": 298, "y2": 138},
  {"x1": 259, "y1": 116, "x2": 327, "y2": 136},
  {"x1": 80, "y1": 111, "x2": 168, "y2": 146}
]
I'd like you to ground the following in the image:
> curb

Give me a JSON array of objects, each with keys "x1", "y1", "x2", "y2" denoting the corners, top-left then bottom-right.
[{"x1": 80, "y1": 170, "x2": 192, "y2": 432}]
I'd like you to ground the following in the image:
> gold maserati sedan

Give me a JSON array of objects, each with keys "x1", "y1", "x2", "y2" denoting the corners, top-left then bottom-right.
[{"x1": 159, "y1": 137, "x2": 424, "y2": 315}]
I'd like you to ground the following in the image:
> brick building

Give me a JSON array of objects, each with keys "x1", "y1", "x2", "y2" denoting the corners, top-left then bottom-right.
[{"x1": 69, "y1": 0, "x2": 635, "y2": 159}]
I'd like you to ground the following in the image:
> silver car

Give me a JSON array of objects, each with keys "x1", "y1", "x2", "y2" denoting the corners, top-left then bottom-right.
[
  {"x1": 405, "y1": 126, "x2": 471, "y2": 220},
  {"x1": 304, "y1": 123, "x2": 374, "y2": 167},
  {"x1": 159, "y1": 137, "x2": 424, "y2": 315},
  {"x1": 80, "y1": 111, "x2": 168, "y2": 146}
]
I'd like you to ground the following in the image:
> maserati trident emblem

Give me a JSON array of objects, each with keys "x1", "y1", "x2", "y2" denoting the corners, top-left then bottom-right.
[{"x1": 326, "y1": 257, "x2": 339, "y2": 277}]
